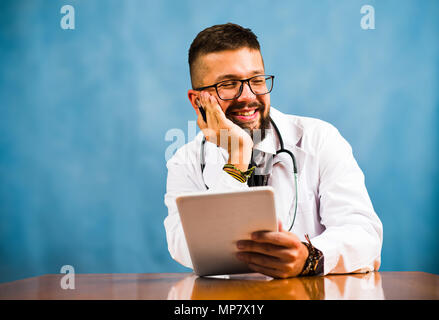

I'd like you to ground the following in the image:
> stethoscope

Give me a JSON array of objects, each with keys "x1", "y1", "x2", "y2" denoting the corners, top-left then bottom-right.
[{"x1": 200, "y1": 117, "x2": 299, "y2": 231}]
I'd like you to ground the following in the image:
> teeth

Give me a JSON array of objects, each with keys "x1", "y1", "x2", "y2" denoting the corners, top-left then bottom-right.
[{"x1": 236, "y1": 110, "x2": 256, "y2": 116}]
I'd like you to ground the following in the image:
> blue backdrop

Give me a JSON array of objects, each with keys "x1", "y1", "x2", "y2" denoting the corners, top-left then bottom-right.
[{"x1": 0, "y1": 0, "x2": 438, "y2": 283}]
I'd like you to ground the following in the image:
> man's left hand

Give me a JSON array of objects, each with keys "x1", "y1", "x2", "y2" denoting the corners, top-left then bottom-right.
[{"x1": 236, "y1": 223, "x2": 309, "y2": 279}]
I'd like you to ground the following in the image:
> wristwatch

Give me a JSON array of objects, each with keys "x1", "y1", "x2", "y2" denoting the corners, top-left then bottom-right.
[{"x1": 299, "y1": 234, "x2": 324, "y2": 276}]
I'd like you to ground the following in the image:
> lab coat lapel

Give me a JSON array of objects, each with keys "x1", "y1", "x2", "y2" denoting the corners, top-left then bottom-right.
[
  {"x1": 269, "y1": 108, "x2": 306, "y2": 224},
  {"x1": 269, "y1": 107, "x2": 305, "y2": 170}
]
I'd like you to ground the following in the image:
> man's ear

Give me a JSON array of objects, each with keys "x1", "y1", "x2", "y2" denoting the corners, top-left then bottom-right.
[{"x1": 188, "y1": 90, "x2": 200, "y2": 112}]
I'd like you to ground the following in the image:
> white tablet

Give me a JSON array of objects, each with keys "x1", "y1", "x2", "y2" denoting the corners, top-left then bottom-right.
[{"x1": 176, "y1": 186, "x2": 278, "y2": 276}]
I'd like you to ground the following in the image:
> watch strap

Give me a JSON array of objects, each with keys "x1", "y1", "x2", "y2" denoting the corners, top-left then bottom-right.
[{"x1": 300, "y1": 234, "x2": 324, "y2": 276}]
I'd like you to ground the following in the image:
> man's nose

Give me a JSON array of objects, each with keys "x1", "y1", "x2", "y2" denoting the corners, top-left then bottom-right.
[{"x1": 237, "y1": 81, "x2": 256, "y2": 101}]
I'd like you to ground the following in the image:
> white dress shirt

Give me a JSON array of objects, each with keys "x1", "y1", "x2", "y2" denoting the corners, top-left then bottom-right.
[{"x1": 164, "y1": 107, "x2": 383, "y2": 275}]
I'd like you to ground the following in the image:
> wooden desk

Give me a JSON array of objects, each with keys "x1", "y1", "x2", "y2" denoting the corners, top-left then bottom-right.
[{"x1": 0, "y1": 272, "x2": 437, "y2": 300}]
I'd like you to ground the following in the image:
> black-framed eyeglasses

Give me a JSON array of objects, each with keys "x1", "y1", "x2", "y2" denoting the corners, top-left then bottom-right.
[{"x1": 194, "y1": 75, "x2": 274, "y2": 101}]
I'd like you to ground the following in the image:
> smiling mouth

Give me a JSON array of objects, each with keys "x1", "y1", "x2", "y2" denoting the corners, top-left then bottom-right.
[
  {"x1": 232, "y1": 109, "x2": 257, "y2": 116},
  {"x1": 228, "y1": 108, "x2": 259, "y2": 122}
]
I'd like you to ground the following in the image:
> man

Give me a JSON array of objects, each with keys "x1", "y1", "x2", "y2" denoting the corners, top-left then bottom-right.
[{"x1": 164, "y1": 23, "x2": 382, "y2": 278}]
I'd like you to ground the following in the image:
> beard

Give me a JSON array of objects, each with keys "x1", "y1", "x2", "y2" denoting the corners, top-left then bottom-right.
[{"x1": 225, "y1": 101, "x2": 271, "y2": 143}]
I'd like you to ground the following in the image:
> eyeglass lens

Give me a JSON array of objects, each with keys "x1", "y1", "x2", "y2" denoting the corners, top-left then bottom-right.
[{"x1": 217, "y1": 76, "x2": 273, "y2": 100}]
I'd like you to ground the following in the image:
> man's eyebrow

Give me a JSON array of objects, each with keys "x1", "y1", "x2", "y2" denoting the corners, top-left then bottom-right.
[{"x1": 215, "y1": 70, "x2": 265, "y2": 82}]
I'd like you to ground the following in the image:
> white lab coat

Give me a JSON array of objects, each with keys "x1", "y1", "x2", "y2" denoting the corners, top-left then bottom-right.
[{"x1": 164, "y1": 107, "x2": 383, "y2": 275}]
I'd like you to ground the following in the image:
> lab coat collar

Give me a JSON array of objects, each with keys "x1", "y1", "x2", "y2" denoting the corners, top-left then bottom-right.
[
  {"x1": 269, "y1": 107, "x2": 304, "y2": 150},
  {"x1": 251, "y1": 106, "x2": 304, "y2": 155},
  {"x1": 268, "y1": 107, "x2": 306, "y2": 177}
]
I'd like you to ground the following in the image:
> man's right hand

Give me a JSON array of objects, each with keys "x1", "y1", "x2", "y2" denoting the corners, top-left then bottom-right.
[{"x1": 196, "y1": 91, "x2": 253, "y2": 172}]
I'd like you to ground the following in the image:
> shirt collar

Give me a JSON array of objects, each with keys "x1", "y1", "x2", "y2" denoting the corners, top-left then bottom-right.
[{"x1": 269, "y1": 106, "x2": 304, "y2": 149}]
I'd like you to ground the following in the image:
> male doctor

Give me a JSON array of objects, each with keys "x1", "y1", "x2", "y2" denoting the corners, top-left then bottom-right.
[{"x1": 164, "y1": 23, "x2": 383, "y2": 278}]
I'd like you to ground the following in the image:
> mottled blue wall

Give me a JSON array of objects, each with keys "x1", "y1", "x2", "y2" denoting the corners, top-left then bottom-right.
[{"x1": 0, "y1": 0, "x2": 438, "y2": 283}]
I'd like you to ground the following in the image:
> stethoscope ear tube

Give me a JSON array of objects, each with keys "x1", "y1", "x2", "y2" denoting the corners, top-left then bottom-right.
[
  {"x1": 288, "y1": 172, "x2": 298, "y2": 232},
  {"x1": 276, "y1": 148, "x2": 298, "y2": 174},
  {"x1": 269, "y1": 118, "x2": 298, "y2": 230},
  {"x1": 270, "y1": 118, "x2": 298, "y2": 174}
]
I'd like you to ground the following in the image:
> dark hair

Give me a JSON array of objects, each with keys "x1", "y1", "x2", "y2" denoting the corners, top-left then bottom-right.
[{"x1": 188, "y1": 23, "x2": 261, "y2": 88}]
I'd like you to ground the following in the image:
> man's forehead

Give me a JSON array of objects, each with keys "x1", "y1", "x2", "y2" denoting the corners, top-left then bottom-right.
[{"x1": 195, "y1": 48, "x2": 265, "y2": 85}]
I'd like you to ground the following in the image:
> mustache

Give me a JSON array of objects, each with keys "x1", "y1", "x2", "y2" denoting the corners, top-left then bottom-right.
[{"x1": 225, "y1": 101, "x2": 265, "y2": 115}]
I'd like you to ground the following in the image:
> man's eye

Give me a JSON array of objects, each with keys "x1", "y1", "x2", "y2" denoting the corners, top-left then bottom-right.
[
  {"x1": 219, "y1": 81, "x2": 239, "y2": 88},
  {"x1": 250, "y1": 79, "x2": 265, "y2": 85}
]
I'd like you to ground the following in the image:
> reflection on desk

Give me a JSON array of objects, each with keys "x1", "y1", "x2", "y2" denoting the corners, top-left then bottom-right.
[
  {"x1": 167, "y1": 272, "x2": 384, "y2": 300},
  {"x1": 0, "y1": 272, "x2": 437, "y2": 299}
]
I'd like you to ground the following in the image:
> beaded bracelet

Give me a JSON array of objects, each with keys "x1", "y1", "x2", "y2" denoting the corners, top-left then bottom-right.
[
  {"x1": 300, "y1": 234, "x2": 324, "y2": 277},
  {"x1": 223, "y1": 164, "x2": 256, "y2": 183}
]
